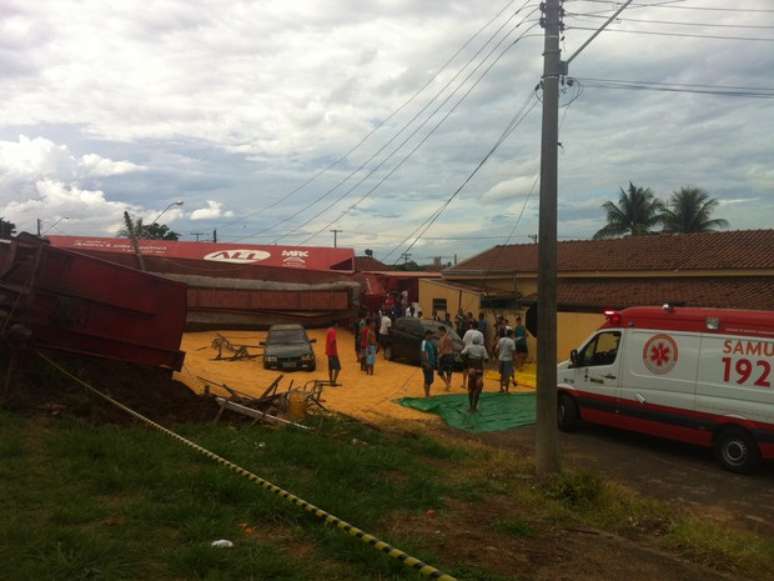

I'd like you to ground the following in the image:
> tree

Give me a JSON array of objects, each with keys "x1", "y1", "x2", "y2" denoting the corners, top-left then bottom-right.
[
  {"x1": 118, "y1": 215, "x2": 179, "y2": 240},
  {"x1": 661, "y1": 187, "x2": 729, "y2": 234},
  {"x1": 0, "y1": 218, "x2": 16, "y2": 239},
  {"x1": 593, "y1": 182, "x2": 664, "y2": 240}
]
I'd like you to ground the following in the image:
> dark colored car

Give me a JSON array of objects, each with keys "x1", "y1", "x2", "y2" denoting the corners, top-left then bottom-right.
[
  {"x1": 261, "y1": 324, "x2": 316, "y2": 371},
  {"x1": 383, "y1": 318, "x2": 464, "y2": 367}
]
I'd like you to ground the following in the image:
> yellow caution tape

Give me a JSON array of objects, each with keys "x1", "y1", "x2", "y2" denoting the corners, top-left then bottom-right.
[{"x1": 38, "y1": 352, "x2": 457, "y2": 581}]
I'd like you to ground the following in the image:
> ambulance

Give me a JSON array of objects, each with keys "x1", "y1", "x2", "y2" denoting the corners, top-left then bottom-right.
[{"x1": 557, "y1": 305, "x2": 774, "y2": 473}]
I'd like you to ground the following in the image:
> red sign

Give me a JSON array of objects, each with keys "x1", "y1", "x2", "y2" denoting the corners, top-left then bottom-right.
[
  {"x1": 48, "y1": 236, "x2": 355, "y2": 272},
  {"x1": 643, "y1": 334, "x2": 679, "y2": 375}
]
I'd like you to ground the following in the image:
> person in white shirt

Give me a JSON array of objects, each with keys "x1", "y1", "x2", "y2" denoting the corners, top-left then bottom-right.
[
  {"x1": 495, "y1": 329, "x2": 517, "y2": 393},
  {"x1": 461, "y1": 334, "x2": 488, "y2": 412},
  {"x1": 460, "y1": 321, "x2": 484, "y2": 389},
  {"x1": 379, "y1": 313, "x2": 391, "y2": 352}
]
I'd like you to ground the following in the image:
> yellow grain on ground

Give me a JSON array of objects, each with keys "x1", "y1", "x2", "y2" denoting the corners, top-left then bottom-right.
[{"x1": 175, "y1": 328, "x2": 535, "y2": 425}]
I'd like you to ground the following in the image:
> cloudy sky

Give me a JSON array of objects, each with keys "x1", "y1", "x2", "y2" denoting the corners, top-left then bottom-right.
[{"x1": 1, "y1": 0, "x2": 772, "y2": 263}]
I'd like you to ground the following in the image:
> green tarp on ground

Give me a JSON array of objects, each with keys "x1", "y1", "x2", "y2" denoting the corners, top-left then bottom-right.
[{"x1": 397, "y1": 392, "x2": 536, "y2": 433}]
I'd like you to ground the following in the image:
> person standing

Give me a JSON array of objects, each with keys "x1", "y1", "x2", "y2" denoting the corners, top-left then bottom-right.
[
  {"x1": 455, "y1": 308, "x2": 465, "y2": 337},
  {"x1": 461, "y1": 334, "x2": 488, "y2": 413},
  {"x1": 477, "y1": 312, "x2": 488, "y2": 348},
  {"x1": 420, "y1": 329, "x2": 437, "y2": 398},
  {"x1": 379, "y1": 311, "x2": 392, "y2": 354},
  {"x1": 437, "y1": 326, "x2": 454, "y2": 391},
  {"x1": 495, "y1": 329, "x2": 516, "y2": 393},
  {"x1": 325, "y1": 325, "x2": 341, "y2": 385},
  {"x1": 365, "y1": 321, "x2": 378, "y2": 376},
  {"x1": 461, "y1": 321, "x2": 484, "y2": 389},
  {"x1": 359, "y1": 319, "x2": 370, "y2": 372},
  {"x1": 514, "y1": 316, "x2": 528, "y2": 371}
]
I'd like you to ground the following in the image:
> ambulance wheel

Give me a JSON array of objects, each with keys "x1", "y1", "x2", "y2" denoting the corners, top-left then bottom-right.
[
  {"x1": 558, "y1": 394, "x2": 580, "y2": 432},
  {"x1": 714, "y1": 427, "x2": 761, "y2": 474}
]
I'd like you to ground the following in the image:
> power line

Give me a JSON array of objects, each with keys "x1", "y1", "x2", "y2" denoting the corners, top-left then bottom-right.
[
  {"x1": 383, "y1": 88, "x2": 540, "y2": 264},
  {"x1": 296, "y1": 22, "x2": 542, "y2": 246},
  {"x1": 576, "y1": 77, "x2": 774, "y2": 97},
  {"x1": 568, "y1": 25, "x2": 774, "y2": 42},
  {"x1": 212, "y1": 0, "x2": 524, "y2": 233},
  {"x1": 567, "y1": 0, "x2": 774, "y2": 13},
  {"x1": 233, "y1": 2, "x2": 537, "y2": 242},
  {"x1": 567, "y1": 12, "x2": 774, "y2": 29},
  {"x1": 272, "y1": 8, "x2": 540, "y2": 244}
]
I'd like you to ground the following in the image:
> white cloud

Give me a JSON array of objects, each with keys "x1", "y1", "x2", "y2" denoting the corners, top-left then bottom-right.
[
  {"x1": 481, "y1": 175, "x2": 537, "y2": 205},
  {"x1": 190, "y1": 200, "x2": 233, "y2": 221},
  {"x1": 78, "y1": 153, "x2": 145, "y2": 177}
]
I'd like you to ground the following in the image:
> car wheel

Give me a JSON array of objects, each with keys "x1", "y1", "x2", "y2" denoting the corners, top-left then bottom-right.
[
  {"x1": 384, "y1": 345, "x2": 393, "y2": 361},
  {"x1": 714, "y1": 427, "x2": 761, "y2": 474},
  {"x1": 558, "y1": 394, "x2": 580, "y2": 432}
]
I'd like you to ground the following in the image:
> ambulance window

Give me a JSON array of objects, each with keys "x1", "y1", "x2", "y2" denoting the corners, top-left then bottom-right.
[{"x1": 579, "y1": 331, "x2": 621, "y2": 367}]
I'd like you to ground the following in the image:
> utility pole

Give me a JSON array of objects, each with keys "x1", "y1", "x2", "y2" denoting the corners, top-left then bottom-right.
[
  {"x1": 212, "y1": 229, "x2": 218, "y2": 243},
  {"x1": 330, "y1": 229, "x2": 342, "y2": 248},
  {"x1": 533, "y1": 0, "x2": 633, "y2": 478},
  {"x1": 191, "y1": 231, "x2": 205, "y2": 242},
  {"x1": 400, "y1": 252, "x2": 411, "y2": 265},
  {"x1": 536, "y1": 0, "x2": 564, "y2": 477},
  {"x1": 36, "y1": 218, "x2": 42, "y2": 237}
]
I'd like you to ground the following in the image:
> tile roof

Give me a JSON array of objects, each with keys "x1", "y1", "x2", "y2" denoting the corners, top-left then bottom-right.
[
  {"x1": 540, "y1": 277, "x2": 774, "y2": 311},
  {"x1": 446, "y1": 230, "x2": 774, "y2": 274},
  {"x1": 354, "y1": 255, "x2": 389, "y2": 272}
]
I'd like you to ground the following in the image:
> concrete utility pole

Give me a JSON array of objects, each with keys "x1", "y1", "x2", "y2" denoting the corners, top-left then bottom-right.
[
  {"x1": 534, "y1": 0, "x2": 634, "y2": 478},
  {"x1": 191, "y1": 231, "x2": 205, "y2": 242},
  {"x1": 330, "y1": 229, "x2": 342, "y2": 248},
  {"x1": 212, "y1": 229, "x2": 218, "y2": 243},
  {"x1": 536, "y1": 0, "x2": 564, "y2": 477},
  {"x1": 36, "y1": 218, "x2": 42, "y2": 237}
]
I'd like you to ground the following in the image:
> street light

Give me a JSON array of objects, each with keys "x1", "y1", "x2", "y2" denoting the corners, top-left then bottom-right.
[
  {"x1": 42, "y1": 216, "x2": 70, "y2": 235},
  {"x1": 151, "y1": 200, "x2": 184, "y2": 224}
]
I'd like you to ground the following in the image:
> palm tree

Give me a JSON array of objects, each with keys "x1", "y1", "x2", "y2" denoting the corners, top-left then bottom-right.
[
  {"x1": 593, "y1": 182, "x2": 664, "y2": 240},
  {"x1": 661, "y1": 187, "x2": 729, "y2": 234}
]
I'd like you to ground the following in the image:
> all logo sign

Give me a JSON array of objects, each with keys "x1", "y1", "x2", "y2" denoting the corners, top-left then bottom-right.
[
  {"x1": 642, "y1": 334, "x2": 679, "y2": 375},
  {"x1": 203, "y1": 249, "x2": 271, "y2": 264}
]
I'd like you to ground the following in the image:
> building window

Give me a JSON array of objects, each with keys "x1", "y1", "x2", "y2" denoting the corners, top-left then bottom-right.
[{"x1": 432, "y1": 298, "x2": 447, "y2": 313}]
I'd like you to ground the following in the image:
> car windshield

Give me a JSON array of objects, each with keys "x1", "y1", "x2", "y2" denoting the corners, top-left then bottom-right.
[
  {"x1": 268, "y1": 329, "x2": 306, "y2": 344},
  {"x1": 421, "y1": 321, "x2": 461, "y2": 341}
]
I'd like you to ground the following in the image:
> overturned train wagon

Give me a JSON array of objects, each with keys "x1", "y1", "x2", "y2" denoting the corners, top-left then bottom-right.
[{"x1": 0, "y1": 234, "x2": 187, "y2": 370}]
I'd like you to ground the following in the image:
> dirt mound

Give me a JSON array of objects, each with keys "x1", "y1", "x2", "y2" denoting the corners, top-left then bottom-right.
[{"x1": 1, "y1": 350, "x2": 218, "y2": 424}]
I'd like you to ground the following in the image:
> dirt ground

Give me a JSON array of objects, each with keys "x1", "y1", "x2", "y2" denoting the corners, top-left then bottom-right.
[{"x1": 175, "y1": 328, "x2": 536, "y2": 423}]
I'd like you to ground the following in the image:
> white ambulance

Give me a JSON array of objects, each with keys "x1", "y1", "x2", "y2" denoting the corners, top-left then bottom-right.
[{"x1": 557, "y1": 306, "x2": 774, "y2": 473}]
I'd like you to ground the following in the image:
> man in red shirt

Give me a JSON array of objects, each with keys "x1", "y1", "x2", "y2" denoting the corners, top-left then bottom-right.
[{"x1": 325, "y1": 325, "x2": 341, "y2": 384}]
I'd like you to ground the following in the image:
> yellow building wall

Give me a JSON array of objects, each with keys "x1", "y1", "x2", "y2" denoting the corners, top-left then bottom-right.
[
  {"x1": 557, "y1": 312, "x2": 606, "y2": 362},
  {"x1": 418, "y1": 279, "x2": 481, "y2": 319}
]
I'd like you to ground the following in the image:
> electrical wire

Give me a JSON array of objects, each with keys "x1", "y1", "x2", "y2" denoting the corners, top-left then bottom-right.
[
  {"x1": 212, "y1": 0, "x2": 525, "y2": 233},
  {"x1": 567, "y1": 0, "x2": 774, "y2": 13},
  {"x1": 567, "y1": 12, "x2": 774, "y2": 29},
  {"x1": 382, "y1": 88, "x2": 540, "y2": 264},
  {"x1": 567, "y1": 25, "x2": 774, "y2": 42},
  {"x1": 575, "y1": 77, "x2": 774, "y2": 98},
  {"x1": 233, "y1": 2, "x2": 537, "y2": 242},
  {"x1": 296, "y1": 23, "x2": 543, "y2": 246}
]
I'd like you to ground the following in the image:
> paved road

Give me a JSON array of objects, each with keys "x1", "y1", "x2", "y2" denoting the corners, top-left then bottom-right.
[{"x1": 476, "y1": 423, "x2": 774, "y2": 534}]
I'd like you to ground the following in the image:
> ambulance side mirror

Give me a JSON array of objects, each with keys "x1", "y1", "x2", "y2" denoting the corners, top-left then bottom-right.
[{"x1": 570, "y1": 349, "x2": 579, "y2": 367}]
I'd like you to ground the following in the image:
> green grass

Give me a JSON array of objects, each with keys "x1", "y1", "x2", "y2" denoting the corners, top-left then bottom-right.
[
  {"x1": 0, "y1": 411, "x2": 459, "y2": 580},
  {"x1": 2, "y1": 408, "x2": 774, "y2": 580}
]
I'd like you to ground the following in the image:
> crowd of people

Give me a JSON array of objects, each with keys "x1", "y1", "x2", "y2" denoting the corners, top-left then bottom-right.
[{"x1": 324, "y1": 294, "x2": 531, "y2": 414}]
